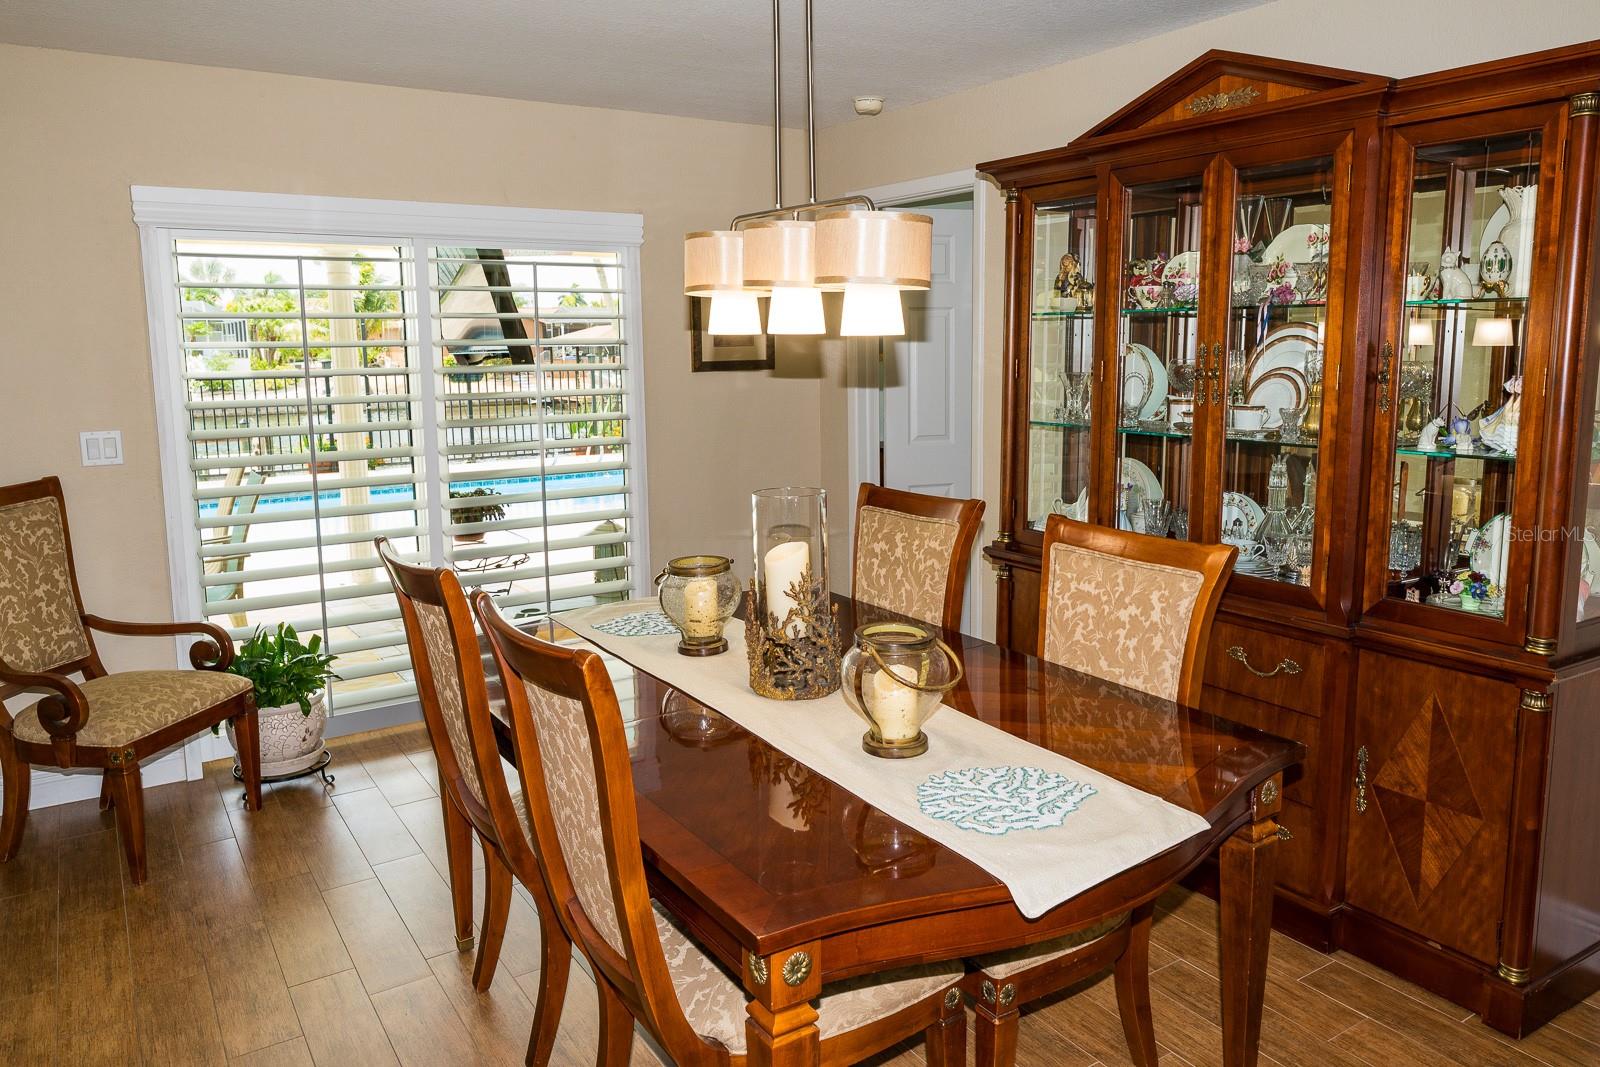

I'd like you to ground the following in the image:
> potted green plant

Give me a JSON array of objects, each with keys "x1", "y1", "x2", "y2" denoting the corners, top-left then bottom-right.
[
  {"x1": 449, "y1": 487, "x2": 506, "y2": 543},
  {"x1": 220, "y1": 623, "x2": 339, "y2": 778}
]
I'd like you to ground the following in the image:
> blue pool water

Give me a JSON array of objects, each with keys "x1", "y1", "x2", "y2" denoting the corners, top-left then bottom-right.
[{"x1": 198, "y1": 469, "x2": 624, "y2": 514}]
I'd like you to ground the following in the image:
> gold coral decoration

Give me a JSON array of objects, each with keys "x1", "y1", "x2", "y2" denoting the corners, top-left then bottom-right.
[{"x1": 745, "y1": 571, "x2": 842, "y2": 699}]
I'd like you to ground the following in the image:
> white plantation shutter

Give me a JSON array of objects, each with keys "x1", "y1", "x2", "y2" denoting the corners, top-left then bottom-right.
[
  {"x1": 177, "y1": 240, "x2": 426, "y2": 713},
  {"x1": 432, "y1": 248, "x2": 637, "y2": 620},
  {"x1": 143, "y1": 196, "x2": 646, "y2": 719}
]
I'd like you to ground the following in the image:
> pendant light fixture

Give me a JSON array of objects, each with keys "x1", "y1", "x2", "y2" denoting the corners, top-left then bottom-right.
[{"x1": 682, "y1": 0, "x2": 930, "y2": 337}]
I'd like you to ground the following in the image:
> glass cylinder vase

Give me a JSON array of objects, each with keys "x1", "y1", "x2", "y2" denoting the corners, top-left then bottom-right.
[{"x1": 747, "y1": 487, "x2": 841, "y2": 699}]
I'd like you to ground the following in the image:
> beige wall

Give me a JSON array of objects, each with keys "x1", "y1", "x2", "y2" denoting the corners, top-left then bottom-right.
[
  {"x1": 0, "y1": 44, "x2": 819, "y2": 671},
  {"x1": 814, "y1": 0, "x2": 1600, "y2": 638}
]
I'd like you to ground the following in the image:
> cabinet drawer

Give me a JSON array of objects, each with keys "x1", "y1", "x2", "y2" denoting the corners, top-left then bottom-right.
[
  {"x1": 1206, "y1": 621, "x2": 1326, "y2": 717},
  {"x1": 1201, "y1": 687, "x2": 1320, "y2": 808},
  {"x1": 1273, "y1": 801, "x2": 1319, "y2": 898}
]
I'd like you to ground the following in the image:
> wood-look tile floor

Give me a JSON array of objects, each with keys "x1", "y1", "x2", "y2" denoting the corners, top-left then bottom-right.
[{"x1": 4, "y1": 721, "x2": 1599, "y2": 1066}]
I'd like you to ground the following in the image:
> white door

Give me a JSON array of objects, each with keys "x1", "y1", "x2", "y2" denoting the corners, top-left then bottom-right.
[
  {"x1": 865, "y1": 202, "x2": 976, "y2": 629},
  {"x1": 878, "y1": 204, "x2": 974, "y2": 499}
]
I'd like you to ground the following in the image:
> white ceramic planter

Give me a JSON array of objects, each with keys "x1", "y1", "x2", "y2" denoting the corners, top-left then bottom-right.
[{"x1": 228, "y1": 690, "x2": 329, "y2": 778}]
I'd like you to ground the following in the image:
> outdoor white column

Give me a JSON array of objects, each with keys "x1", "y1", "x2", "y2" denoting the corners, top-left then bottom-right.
[{"x1": 327, "y1": 256, "x2": 375, "y2": 584}]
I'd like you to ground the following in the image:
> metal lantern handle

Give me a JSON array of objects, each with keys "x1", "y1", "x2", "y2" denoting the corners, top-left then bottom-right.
[
  {"x1": 653, "y1": 567, "x2": 668, "y2": 588},
  {"x1": 863, "y1": 637, "x2": 965, "y2": 693}
]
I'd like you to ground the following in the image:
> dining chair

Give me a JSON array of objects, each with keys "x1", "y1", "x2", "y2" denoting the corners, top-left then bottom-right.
[
  {"x1": 959, "y1": 515, "x2": 1237, "y2": 1067},
  {"x1": 0, "y1": 475, "x2": 261, "y2": 885},
  {"x1": 377, "y1": 539, "x2": 571, "y2": 1064},
  {"x1": 473, "y1": 590, "x2": 970, "y2": 1067},
  {"x1": 852, "y1": 483, "x2": 985, "y2": 631}
]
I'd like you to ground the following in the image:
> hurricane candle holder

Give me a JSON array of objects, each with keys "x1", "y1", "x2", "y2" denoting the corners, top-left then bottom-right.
[
  {"x1": 840, "y1": 622, "x2": 963, "y2": 758},
  {"x1": 746, "y1": 487, "x2": 842, "y2": 699},
  {"x1": 655, "y1": 554, "x2": 740, "y2": 656}
]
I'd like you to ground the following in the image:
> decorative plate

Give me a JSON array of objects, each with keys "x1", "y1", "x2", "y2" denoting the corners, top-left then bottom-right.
[
  {"x1": 1162, "y1": 250, "x2": 1200, "y2": 284},
  {"x1": 1120, "y1": 457, "x2": 1163, "y2": 510},
  {"x1": 1261, "y1": 223, "x2": 1329, "y2": 265},
  {"x1": 1245, "y1": 323, "x2": 1316, "y2": 425},
  {"x1": 916, "y1": 765, "x2": 1097, "y2": 836},
  {"x1": 1467, "y1": 514, "x2": 1511, "y2": 586},
  {"x1": 1222, "y1": 491, "x2": 1265, "y2": 543},
  {"x1": 593, "y1": 610, "x2": 678, "y2": 637},
  {"x1": 1122, "y1": 343, "x2": 1168, "y2": 421}
]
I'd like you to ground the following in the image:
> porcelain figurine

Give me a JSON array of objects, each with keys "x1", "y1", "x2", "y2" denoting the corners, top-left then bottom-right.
[
  {"x1": 1438, "y1": 248, "x2": 1475, "y2": 300},
  {"x1": 1479, "y1": 377, "x2": 1523, "y2": 455},
  {"x1": 1478, "y1": 239, "x2": 1512, "y2": 298},
  {"x1": 1500, "y1": 184, "x2": 1536, "y2": 297},
  {"x1": 1418, "y1": 416, "x2": 1444, "y2": 453},
  {"x1": 1054, "y1": 252, "x2": 1094, "y2": 311},
  {"x1": 1451, "y1": 414, "x2": 1475, "y2": 453}
]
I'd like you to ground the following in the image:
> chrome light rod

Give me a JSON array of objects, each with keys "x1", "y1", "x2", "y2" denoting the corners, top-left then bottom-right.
[{"x1": 729, "y1": 193, "x2": 878, "y2": 230}]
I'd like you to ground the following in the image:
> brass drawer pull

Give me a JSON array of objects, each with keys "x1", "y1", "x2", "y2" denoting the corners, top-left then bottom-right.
[
  {"x1": 1355, "y1": 745, "x2": 1369, "y2": 814},
  {"x1": 1227, "y1": 645, "x2": 1303, "y2": 679},
  {"x1": 1276, "y1": 825, "x2": 1293, "y2": 842}
]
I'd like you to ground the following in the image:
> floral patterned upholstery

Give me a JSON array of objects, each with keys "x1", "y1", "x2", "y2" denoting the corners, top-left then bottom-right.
[
  {"x1": 0, "y1": 497, "x2": 92, "y2": 674},
  {"x1": 854, "y1": 505, "x2": 962, "y2": 627},
  {"x1": 10, "y1": 670, "x2": 251, "y2": 747},
  {"x1": 520, "y1": 677, "x2": 628, "y2": 956},
  {"x1": 1042, "y1": 542, "x2": 1204, "y2": 701},
  {"x1": 414, "y1": 600, "x2": 486, "y2": 807},
  {"x1": 653, "y1": 902, "x2": 962, "y2": 1054},
  {"x1": 972, "y1": 911, "x2": 1128, "y2": 980}
]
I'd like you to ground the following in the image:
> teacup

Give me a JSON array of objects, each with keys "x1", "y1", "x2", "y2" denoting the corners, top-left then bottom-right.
[{"x1": 1230, "y1": 405, "x2": 1268, "y2": 432}]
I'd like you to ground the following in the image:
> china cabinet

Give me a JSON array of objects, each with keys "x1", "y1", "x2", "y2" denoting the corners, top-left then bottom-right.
[{"x1": 980, "y1": 44, "x2": 1600, "y2": 1036}]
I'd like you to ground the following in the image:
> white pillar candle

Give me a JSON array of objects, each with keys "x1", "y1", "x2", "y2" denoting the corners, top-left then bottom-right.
[
  {"x1": 865, "y1": 663, "x2": 922, "y2": 744},
  {"x1": 681, "y1": 576, "x2": 721, "y2": 638},
  {"x1": 763, "y1": 540, "x2": 811, "y2": 635}
]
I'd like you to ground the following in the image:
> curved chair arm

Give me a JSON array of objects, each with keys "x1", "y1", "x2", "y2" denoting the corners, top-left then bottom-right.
[
  {"x1": 82, "y1": 615, "x2": 236, "y2": 671},
  {"x1": 0, "y1": 664, "x2": 90, "y2": 740}
]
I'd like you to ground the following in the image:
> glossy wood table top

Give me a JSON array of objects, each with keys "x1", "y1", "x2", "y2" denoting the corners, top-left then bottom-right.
[{"x1": 498, "y1": 597, "x2": 1304, "y2": 961}]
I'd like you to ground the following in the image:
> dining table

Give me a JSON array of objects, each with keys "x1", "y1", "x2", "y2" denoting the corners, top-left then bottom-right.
[{"x1": 488, "y1": 595, "x2": 1304, "y2": 1067}]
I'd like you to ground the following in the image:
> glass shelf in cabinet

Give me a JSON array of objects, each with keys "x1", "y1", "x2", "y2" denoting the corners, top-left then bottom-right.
[
  {"x1": 1118, "y1": 425, "x2": 1193, "y2": 441},
  {"x1": 1404, "y1": 297, "x2": 1529, "y2": 309},
  {"x1": 1029, "y1": 419, "x2": 1092, "y2": 430},
  {"x1": 1230, "y1": 301, "x2": 1328, "y2": 312},
  {"x1": 1225, "y1": 432, "x2": 1321, "y2": 450},
  {"x1": 1120, "y1": 306, "x2": 1199, "y2": 317},
  {"x1": 1031, "y1": 309, "x2": 1095, "y2": 321},
  {"x1": 1396, "y1": 445, "x2": 1516, "y2": 462}
]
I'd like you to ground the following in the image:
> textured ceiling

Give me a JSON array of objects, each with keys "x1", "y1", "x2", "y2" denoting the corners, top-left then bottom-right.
[{"x1": 0, "y1": 0, "x2": 1269, "y2": 127}]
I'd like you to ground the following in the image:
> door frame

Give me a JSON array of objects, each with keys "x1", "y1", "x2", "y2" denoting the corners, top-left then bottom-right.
[{"x1": 845, "y1": 168, "x2": 990, "y2": 634}]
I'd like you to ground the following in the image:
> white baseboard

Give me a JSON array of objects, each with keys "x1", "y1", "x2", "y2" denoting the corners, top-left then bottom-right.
[
  {"x1": 21, "y1": 750, "x2": 189, "y2": 810},
  {"x1": 9, "y1": 700, "x2": 423, "y2": 811}
]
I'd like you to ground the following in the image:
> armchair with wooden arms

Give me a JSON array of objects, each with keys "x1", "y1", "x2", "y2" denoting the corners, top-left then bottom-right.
[{"x1": 0, "y1": 476, "x2": 261, "y2": 885}]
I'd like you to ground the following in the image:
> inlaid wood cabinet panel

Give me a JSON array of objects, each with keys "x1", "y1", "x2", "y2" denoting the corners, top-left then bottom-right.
[{"x1": 1346, "y1": 650, "x2": 1517, "y2": 964}]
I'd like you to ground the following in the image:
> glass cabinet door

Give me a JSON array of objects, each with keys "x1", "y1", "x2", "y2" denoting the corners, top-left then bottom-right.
[
  {"x1": 1116, "y1": 174, "x2": 1204, "y2": 540},
  {"x1": 1024, "y1": 191, "x2": 1098, "y2": 532},
  {"x1": 1222, "y1": 156, "x2": 1340, "y2": 588},
  {"x1": 1380, "y1": 127, "x2": 1546, "y2": 621}
]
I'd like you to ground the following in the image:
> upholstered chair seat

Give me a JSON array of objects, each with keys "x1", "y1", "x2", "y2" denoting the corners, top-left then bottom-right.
[
  {"x1": 852, "y1": 485, "x2": 985, "y2": 632},
  {"x1": 12, "y1": 670, "x2": 252, "y2": 747},
  {"x1": 654, "y1": 903, "x2": 962, "y2": 1055}
]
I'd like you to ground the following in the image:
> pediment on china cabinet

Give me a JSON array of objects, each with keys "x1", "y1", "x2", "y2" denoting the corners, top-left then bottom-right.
[{"x1": 1076, "y1": 50, "x2": 1389, "y2": 142}]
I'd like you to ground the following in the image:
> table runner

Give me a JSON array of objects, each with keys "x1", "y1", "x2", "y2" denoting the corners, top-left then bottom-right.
[{"x1": 559, "y1": 600, "x2": 1210, "y2": 919}]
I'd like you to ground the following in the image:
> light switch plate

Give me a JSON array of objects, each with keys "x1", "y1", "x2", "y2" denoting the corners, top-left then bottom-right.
[{"x1": 79, "y1": 430, "x2": 123, "y2": 467}]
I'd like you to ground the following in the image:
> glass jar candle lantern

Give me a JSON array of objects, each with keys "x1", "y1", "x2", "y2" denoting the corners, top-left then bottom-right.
[
  {"x1": 841, "y1": 622, "x2": 963, "y2": 758},
  {"x1": 655, "y1": 555, "x2": 739, "y2": 656},
  {"x1": 747, "y1": 487, "x2": 841, "y2": 698}
]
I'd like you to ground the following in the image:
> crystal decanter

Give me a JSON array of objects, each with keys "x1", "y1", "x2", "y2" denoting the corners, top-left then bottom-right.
[{"x1": 1257, "y1": 455, "x2": 1292, "y2": 577}]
